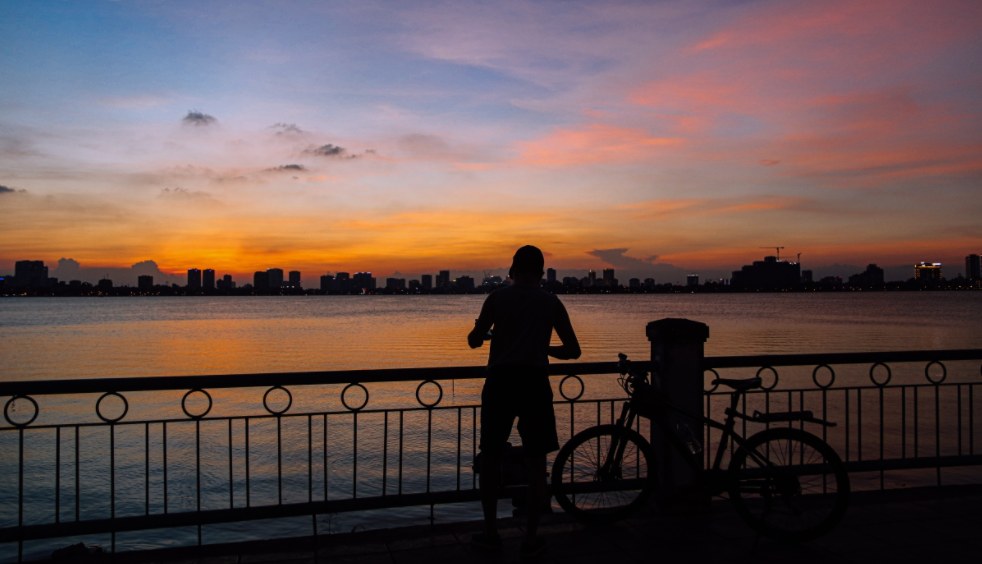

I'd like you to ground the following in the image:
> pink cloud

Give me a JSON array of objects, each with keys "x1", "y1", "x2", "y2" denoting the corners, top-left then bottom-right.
[{"x1": 515, "y1": 124, "x2": 683, "y2": 167}]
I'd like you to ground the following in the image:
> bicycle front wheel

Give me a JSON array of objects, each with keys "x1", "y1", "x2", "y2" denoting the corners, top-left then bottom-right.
[
  {"x1": 551, "y1": 424, "x2": 657, "y2": 525},
  {"x1": 728, "y1": 427, "x2": 850, "y2": 542}
]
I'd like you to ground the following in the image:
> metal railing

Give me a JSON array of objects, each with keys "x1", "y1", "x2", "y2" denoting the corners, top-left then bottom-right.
[{"x1": 1, "y1": 350, "x2": 980, "y2": 561}]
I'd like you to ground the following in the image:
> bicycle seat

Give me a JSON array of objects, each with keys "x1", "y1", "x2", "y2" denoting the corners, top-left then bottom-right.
[{"x1": 711, "y1": 377, "x2": 762, "y2": 392}]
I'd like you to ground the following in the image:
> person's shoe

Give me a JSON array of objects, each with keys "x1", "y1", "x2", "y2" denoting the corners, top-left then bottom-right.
[
  {"x1": 520, "y1": 537, "x2": 547, "y2": 559},
  {"x1": 470, "y1": 532, "x2": 503, "y2": 552}
]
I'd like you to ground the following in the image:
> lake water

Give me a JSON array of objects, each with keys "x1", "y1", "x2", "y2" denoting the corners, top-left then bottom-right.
[
  {"x1": 1, "y1": 293, "x2": 981, "y2": 560},
  {"x1": 3, "y1": 292, "x2": 981, "y2": 380}
]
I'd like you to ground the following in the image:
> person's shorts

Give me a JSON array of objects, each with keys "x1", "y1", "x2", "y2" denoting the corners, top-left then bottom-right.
[{"x1": 479, "y1": 365, "x2": 559, "y2": 456}]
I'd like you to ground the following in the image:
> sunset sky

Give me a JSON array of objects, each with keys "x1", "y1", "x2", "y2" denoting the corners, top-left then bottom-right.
[{"x1": 2, "y1": 0, "x2": 981, "y2": 282}]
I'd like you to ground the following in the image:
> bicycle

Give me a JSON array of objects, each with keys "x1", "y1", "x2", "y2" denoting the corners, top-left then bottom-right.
[{"x1": 550, "y1": 354, "x2": 850, "y2": 543}]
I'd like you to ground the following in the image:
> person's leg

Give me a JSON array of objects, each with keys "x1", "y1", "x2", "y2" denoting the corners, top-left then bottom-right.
[
  {"x1": 480, "y1": 451, "x2": 502, "y2": 535},
  {"x1": 523, "y1": 452, "x2": 547, "y2": 543}
]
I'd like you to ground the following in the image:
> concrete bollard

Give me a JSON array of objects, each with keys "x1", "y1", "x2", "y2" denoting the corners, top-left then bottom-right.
[{"x1": 646, "y1": 318, "x2": 710, "y2": 510}]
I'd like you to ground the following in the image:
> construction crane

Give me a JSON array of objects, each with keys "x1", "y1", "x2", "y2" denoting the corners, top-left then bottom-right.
[
  {"x1": 796, "y1": 253, "x2": 801, "y2": 264},
  {"x1": 760, "y1": 246, "x2": 785, "y2": 261}
]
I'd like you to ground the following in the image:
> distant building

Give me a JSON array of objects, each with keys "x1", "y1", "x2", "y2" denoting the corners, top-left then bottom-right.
[
  {"x1": 483, "y1": 275, "x2": 502, "y2": 286},
  {"x1": 254, "y1": 271, "x2": 270, "y2": 290},
  {"x1": 138, "y1": 275, "x2": 154, "y2": 290},
  {"x1": 421, "y1": 274, "x2": 433, "y2": 291},
  {"x1": 218, "y1": 274, "x2": 234, "y2": 290},
  {"x1": 563, "y1": 276, "x2": 579, "y2": 288},
  {"x1": 289, "y1": 271, "x2": 301, "y2": 288},
  {"x1": 731, "y1": 256, "x2": 801, "y2": 289},
  {"x1": 644, "y1": 278, "x2": 655, "y2": 289},
  {"x1": 848, "y1": 264, "x2": 885, "y2": 287},
  {"x1": 436, "y1": 270, "x2": 450, "y2": 289},
  {"x1": 914, "y1": 262, "x2": 942, "y2": 283},
  {"x1": 966, "y1": 254, "x2": 981, "y2": 281},
  {"x1": 187, "y1": 269, "x2": 202, "y2": 289},
  {"x1": 547, "y1": 268, "x2": 557, "y2": 284},
  {"x1": 267, "y1": 268, "x2": 284, "y2": 287},
  {"x1": 335, "y1": 272, "x2": 350, "y2": 292},
  {"x1": 454, "y1": 276, "x2": 475, "y2": 291},
  {"x1": 409, "y1": 279, "x2": 421, "y2": 291},
  {"x1": 97, "y1": 278, "x2": 113, "y2": 291},
  {"x1": 819, "y1": 276, "x2": 842, "y2": 286},
  {"x1": 802, "y1": 270, "x2": 813, "y2": 283},
  {"x1": 687, "y1": 274, "x2": 699, "y2": 287},
  {"x1": 386, "y1": 278, "x2": 406, "y2": 290},
  {"x1": 351, "y1": 272, "x2": 376, "y2": 291},
  {"x1": 629, "y1": 278, "x2": 641, "y2": 289},
  {"x1": 602, "y1": 269, "x2": 615, "y2": 286},
  {"x1": 203, "y1": 269, "x2": 215, "y2": 289},
  {"x1": 320, "y1": 274, "x2": 333, "y2": 292},
  {"x1": 588, "y1": 270, "x2": 596, "y2": 287},
  {"x1": 14, "y1": 260, "x2": 48, "y2": 287}
]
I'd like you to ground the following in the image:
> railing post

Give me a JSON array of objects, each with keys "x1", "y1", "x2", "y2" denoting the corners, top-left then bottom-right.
[{"x1": 646, "y1": 318, "x2": 710, "y2": 511}]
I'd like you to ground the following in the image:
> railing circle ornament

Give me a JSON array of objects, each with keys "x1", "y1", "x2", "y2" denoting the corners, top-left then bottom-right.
[
  {"x1": 812, "y1": 365, "x2": 835, "y2": 389},
  {"x1": 925, "y1": 361, "x2": 947, "y2": 384},
  {"x1": 4, "y1": 395, "x2": 39, "y2": 428},
  {"x1": 869, "y1": 362, "x2": 892, "y2": 387},
  {"x1": 341, "y1": 383, "x2": 369, "y2": 412},
  {"x1": 559, "y1": 374, "x2": 584, "y2": 402},
  {"x1": 416, "y1": 380, "x2": 443, "y2": 408},
  {"x1": 181, "y1": 389, "x2": 213, "y2": 419},
  {"x1": 96, "y1": 392, "x2": 129, "y2": 424},
  {"x1": 756, "y1": 366, "x2": 779, "y2": 390},
  {"x1": 704, "y1": 369, "x2": 720, "y2": 394},
  {"x1": 263, "y1": 386, "x2": 293, "y2": 415}
]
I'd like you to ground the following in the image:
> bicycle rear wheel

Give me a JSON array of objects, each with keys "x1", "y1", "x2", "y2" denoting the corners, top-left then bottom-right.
[
  {"x1": 551, "y1": 424, "x2": 656, "y2": 525},
  {"x1": 728, "y1": 427, "x2": 850, "y2": 542}
]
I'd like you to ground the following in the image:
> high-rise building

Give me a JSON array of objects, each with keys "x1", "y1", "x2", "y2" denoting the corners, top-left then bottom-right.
[
  {"x1": 588, "y1": 270, "x2": 596, "y2": 286},
  {"x1": 547, "y1": 268, "x2": 557, "y2": 284},
  {"x1": 454, "y1": 276, "x2": 475, "y2": 291},
  {"x1": 409, "y1": 279, "x2": 421, "y2": 291},
  {"x1": 602, "y1": 269, "x2": 615, "y2": 286},
  {"x1": 687, "y1": 274, "x2": 699, "y2": 287},
  {"x1": 421, "y1": 274, "x2": 433, "y2": 291},
  {"x1": 14, "y1": 260, "x2": 48, "y2": 287},
  {"x1": 97, "y1": 278, "x2": 113, "y2": 291},
  {"x1": 335, "y1": 272, "x2": 350, "y2": 292},
  {"x1": 629, "y1": 278, "x2": 640, "y2": 289},
  {"x1": 802, "y1": 270, "x2": 813, "y2": 283},
  {"x1": 218, "y1": 274, "x2": 234, "y2": 290},
  {"x1": 187, "y1": 269, "x2": 202, "y2": 289},
  {"x1": 644, "y1": 278, "x2": 655, "y2": 289},
  {"x1": 320, "y1": 274, "x2": 333, "y2": 292},
  {"x1": 254, "y1": 271, "x2": 270, "y2": 289},
  {"x1": 914, "y1": 262, "x2": 942, "y2": 283},
  {"x1": 203, "y1": 269, "x2": 215, "y2": 289},
  {"x1": 289, "y1": 271, "x2": 301, "y2": 288},
  {"x1": 138, "y1": 275, "x2": 153, "y2": 290},
  {"x1": 730, "y1": 256, "x2": 801, "y2": 289},
  {"x1": 966, "y1": 254, "x2": 981, "y2": 281},
  {"x1": 351, "y1": 272, "x2": 376, "y2": 291},
  {"x1": 267, "y1": 268, "x2": 284, "y2": 287},
  {"x1": 436, "y1": 270, "x2": 450, "y2": 289}
]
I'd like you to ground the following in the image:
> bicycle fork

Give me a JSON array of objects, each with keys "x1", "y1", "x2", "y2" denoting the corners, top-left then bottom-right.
[{"x1": 598, "y1": 402, "x2": 637, "y2": 481}]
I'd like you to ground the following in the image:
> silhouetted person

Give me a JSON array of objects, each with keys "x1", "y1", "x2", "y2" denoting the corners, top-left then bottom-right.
[{"x1": 467, "y1": 245, "x2": 581, "y2": 557}]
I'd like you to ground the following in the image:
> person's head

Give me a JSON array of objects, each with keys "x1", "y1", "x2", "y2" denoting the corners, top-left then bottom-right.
[{"x1": 509, "y1": 245, "x2": 545, "y2": 285}]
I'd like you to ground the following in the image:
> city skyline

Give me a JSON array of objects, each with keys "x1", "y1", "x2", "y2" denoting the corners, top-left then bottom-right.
[{"x1": 2, "y1": 1, "x2": 981, "y2": 274}]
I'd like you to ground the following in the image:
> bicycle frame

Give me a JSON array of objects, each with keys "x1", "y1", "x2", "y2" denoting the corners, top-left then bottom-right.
[{"x1": 610, "y1": 377, "x2": 787, "y2": 495}]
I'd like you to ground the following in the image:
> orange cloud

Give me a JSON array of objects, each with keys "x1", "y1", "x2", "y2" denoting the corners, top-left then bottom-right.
[{"x1": 515, "y1": 124, "x2": 683, "y2": 167}]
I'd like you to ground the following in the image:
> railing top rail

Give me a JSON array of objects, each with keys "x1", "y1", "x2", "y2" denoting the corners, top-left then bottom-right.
[
  {"x1": 0, "y1": 361, "x2": 639, "y2": 396},
  {"x1": 704, "y1": 349, "x2": 982, "y2": 369},
  {"x1": 1, "y1": 349, "x2": 979, "y2": 396}
]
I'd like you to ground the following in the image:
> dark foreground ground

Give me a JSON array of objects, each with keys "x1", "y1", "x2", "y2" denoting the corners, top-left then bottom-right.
[{"x1": 38, "y1": 485, "x2": 982, "y2": 564}]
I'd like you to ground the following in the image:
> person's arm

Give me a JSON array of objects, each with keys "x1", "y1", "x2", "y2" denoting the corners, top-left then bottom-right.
[
  {"x1": 548, "y1": 300, "x2": 581, "y2": 360},
  {"x1": 467, "y1": 293, "x2": 495, "y2": 349}
]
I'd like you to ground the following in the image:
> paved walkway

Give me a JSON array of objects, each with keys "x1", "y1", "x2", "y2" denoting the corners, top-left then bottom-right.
[{"x1": 46, "y1": 485, "x2": 982, "y2": 564}]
